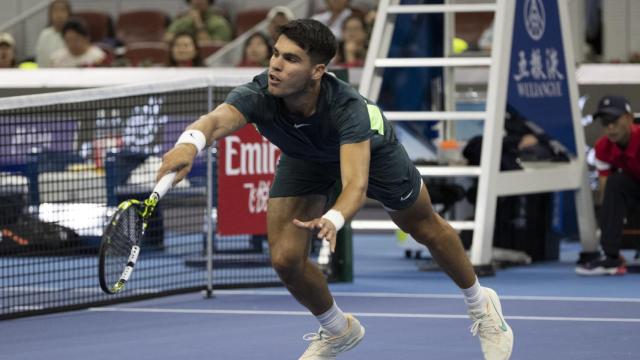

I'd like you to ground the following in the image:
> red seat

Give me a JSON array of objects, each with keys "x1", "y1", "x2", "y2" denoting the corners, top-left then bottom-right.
[
  {"x1": 199, "y1": 42, "x2": 223, "y2": 59},
  {"x1": 74, "y1": 11, "x2": 113, "y2": 42},
  {"x1": 116, "y1": 10, "x2": 168, "y2": 45},
  {"x1": 124, "y1": 42, "x2": 169, "y2": 66},
  {"x1": 234, "y1": 8, "x2": 270, "y2": 36}
]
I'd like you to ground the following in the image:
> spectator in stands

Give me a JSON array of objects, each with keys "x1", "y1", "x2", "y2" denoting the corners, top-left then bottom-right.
[
  {"x1": 237, "y1": 32, "x2": 272, "y2": 68},
  {"x1": 334, "y1": 15, "x2": 368, "y2": 67},
  {"x1": 165, "y1": 0, "x2": 232, "y2": 45},
  {"x1": 169, "y1": 32, "x2": 203, "y2": 67},
  {"x1": 312, "y1": 0, "x2": 353, "y2": 41},
  {"x1": 49, "y1": 19, "x2": 106, "y2": 68},
  {"x1": 0, "y1": 32, "x2": 17, "y2": 68},
  {"x1": 363, "y1": 8, "x2": 376, "y2": 35},
  {"x1": 266, "y1": 6, "x2": 295, "y2": 43},
  {"x1": 35, "y1": 0, "x2": 72, "y2": 67},
  {"x1": 577, "y1": 95, "x2": 640, "y2": 276}
]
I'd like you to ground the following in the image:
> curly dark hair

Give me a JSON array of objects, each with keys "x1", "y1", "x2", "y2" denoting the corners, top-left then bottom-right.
[{"x1": 277, "y1": 19, "x2": 337, "y2": 65}]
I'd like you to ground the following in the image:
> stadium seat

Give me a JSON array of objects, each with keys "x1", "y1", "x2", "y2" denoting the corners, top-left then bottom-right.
[
  {"x1": 234, "y1": 8, "x2": 270, "y2": 36},
  {"x1": 116, "y1": 10, "x2": 168, "y2": 45},
  {"x1": 199, "y1": 42, "x2": 223, "y2": 59},
  {"x1": 124, "y1": 42, "x2": 169, "y2": 67},
  {"x1": 74, "y1": 11, "x2": 113, "y2": 42}
]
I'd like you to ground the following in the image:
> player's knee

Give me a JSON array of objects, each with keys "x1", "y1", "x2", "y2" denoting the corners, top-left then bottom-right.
[
  {"x1": 406, "y1": 214, "x2": 453, "y2": 247},
  {"x1": 271, "y1": 252, "x2": 303, "y2": 282}
]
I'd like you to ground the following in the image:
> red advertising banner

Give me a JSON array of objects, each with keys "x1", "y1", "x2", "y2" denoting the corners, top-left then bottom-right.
[{"x1": 217, "y1": 125, "x2": 281, "y2": 235}]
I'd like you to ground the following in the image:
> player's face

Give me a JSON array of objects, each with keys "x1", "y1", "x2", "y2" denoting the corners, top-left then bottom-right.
[
  {"x1": 603, "y1": 113, "x2": 632, "y2": 145},
  {"x1": 268, "y1": 35, "x2": 322, "y2": 98}
]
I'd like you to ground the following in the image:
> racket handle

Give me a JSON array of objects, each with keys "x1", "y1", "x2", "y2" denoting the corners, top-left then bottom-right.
[{"x1": 152, "y1": 172, "x2": 177, "y2": 200}]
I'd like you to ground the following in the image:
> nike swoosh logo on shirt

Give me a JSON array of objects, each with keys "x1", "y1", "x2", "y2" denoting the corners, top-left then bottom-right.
[
  {"x1": 400, "y1": 189, "x2": 413, "y2": 201},
  {"x1": 294, "y1": 123, "x2": 312, "y2": 128}
]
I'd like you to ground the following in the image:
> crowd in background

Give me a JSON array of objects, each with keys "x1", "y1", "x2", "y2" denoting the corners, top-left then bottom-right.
[{"x1": 0, "y1": 0, "x2": 377, "y2": 70}]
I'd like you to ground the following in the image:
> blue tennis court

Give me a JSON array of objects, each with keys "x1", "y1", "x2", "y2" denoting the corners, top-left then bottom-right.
[{"x1": 2, "y1": 234, "x2": 638, "y2": 360}]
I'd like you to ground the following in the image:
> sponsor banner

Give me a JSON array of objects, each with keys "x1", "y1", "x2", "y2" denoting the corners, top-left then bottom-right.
[
  {"x1": 217, "y1": 125, "x2": 281, "y2": 235},
  {"x1": 0, "y1": 118, "x2": 76, "y2": 166},
  {"x1": 508, "y1": 0, "x2": 576, "y2": 155}
]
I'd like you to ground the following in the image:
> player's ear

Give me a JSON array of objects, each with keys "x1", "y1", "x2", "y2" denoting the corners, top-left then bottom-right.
[{"x1": 311, "y1": 63, "x2": 325, "y2": 81}]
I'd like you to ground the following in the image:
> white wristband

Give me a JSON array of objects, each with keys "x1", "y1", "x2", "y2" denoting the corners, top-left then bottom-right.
[
  {"x1": 176, "y1": 129, "x2": 207, "y2": 153},
  {"x1": 322, "y1": 209, "x2": 345, "y2": 232}
]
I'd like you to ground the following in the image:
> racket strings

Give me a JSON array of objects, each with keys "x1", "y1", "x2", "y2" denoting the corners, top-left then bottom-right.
[{"x1": 103, "y1": 205, "x2": 144, "y2": 286}]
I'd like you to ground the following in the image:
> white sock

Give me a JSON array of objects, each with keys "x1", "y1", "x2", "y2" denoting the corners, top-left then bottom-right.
[
  {"x1": 316, "y1": 301, "x2": 349, "y2": 337},
  {"x1": 461, "y1": 278, "x2": 486, "y2": 311}
]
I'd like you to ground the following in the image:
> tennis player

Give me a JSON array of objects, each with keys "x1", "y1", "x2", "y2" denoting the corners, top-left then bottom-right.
[{"x1": 157, "y1": 19, "x2": 513, "y2": 360}]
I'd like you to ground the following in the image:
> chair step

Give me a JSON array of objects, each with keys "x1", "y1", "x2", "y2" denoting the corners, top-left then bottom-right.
[
  {"x1": 385, "y1": 111, "x2": 486, "y2": 121},
  {"x1": 387, "y1": 4, "x2": 497, "y2": 14},
  {"x1": 417, "y1": 166, "x2": 481, "y2": 177},
  {"x1": 375, "y1": 57, "x2": 492, "y2": 67},
  {"x1": 351, "y1": 220, "x2": 475, "y2": 231}
]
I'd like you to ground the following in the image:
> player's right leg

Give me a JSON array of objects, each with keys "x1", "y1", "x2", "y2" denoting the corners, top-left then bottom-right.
[
  {"x1": 267, "y1": 197, "x2": 365, "y2": 359},
  {"x1": 267, "y1": 155, "x2": 364, "y2": 359},
  {"x1": 267, "y1": 194, "x2": 333, "y2": 313}
]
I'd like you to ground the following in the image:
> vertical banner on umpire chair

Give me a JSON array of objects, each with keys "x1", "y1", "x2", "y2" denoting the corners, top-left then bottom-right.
[
  {"x1": 507, "y1": 0, "x2": 577, "y2": 156},
  {"x1": 217, "y1": 126, "x2": 281, "y2": 235}
]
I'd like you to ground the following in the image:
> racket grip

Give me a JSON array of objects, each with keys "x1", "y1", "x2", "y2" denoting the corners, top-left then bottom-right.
[{"x1": 152, "y1": 172, "x2": 177, "y2": 199}]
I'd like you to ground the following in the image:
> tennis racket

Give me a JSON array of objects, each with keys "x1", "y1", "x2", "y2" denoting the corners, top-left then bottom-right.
[{"x1": 98, "y1": 172, "x2": 176, "y2": 294}]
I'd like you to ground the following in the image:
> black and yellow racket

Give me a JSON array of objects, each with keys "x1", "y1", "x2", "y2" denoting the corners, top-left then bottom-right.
[{"x1": 98, "y1": 172, "x2": 176, "y2": 294}]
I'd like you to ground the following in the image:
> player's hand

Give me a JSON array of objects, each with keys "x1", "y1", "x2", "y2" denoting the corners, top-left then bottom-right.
[
  {"x1": 156, "y1": 144, "x2": 198, "y2": 185},
  {"x1": 293, "y1": 217, "x2": 339, "y2": 253}
]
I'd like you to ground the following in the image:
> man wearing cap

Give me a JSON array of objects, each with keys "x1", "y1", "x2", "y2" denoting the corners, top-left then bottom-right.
[
  {"x1": 577, "y1": 95, "x2": 640, "y2": 276},
  {"x1": 0, "y1": 32, "x2": 17, "y2": 68}
]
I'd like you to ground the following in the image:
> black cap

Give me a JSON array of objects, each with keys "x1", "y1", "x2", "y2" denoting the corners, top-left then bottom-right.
[{"x1": 593, "y1": 95, "x2": 632, "y2": 125}]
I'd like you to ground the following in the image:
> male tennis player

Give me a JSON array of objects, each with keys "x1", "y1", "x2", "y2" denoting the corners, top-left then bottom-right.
[{"x1": 157, "y1": 19, "x2": 513, "y2": 360}]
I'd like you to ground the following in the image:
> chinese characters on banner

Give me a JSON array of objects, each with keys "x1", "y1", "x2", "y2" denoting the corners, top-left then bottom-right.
[
  {"x1": 217, "y1": 125, "x2": 281, "y2": 235},
  {"x1": 507, "y1": 0, "x2": 577, "y2": 155}
]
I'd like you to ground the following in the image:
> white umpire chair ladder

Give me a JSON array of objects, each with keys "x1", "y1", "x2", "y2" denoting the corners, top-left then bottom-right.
[{"x1": 356, "y1": 0, "x2": 598, "y2": 274}]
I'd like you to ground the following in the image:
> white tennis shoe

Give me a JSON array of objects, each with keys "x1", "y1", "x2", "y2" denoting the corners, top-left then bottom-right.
[
  {"x1": 469, "y1": 287, "x2": 514, "y2": 360},
  {"x1": 298, "y1": 314, "x2": 365, "y2": 359}
]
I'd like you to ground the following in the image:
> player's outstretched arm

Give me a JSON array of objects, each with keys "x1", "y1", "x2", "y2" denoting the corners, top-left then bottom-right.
[{"x1": 156, "y1": 103, "x2": 247, "y2": 184}]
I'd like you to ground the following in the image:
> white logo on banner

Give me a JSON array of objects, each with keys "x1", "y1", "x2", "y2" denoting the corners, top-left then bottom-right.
[
  {"x1": 512, "y1": 47, "x2": 564, "y2": 98},
  {"x1": 524, "y1": 0, "x2": 545, "y2": 41}
]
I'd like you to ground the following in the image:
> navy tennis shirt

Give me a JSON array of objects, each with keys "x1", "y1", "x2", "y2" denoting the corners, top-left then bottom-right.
[{"x1": 224, "y1": 71, "x2": 397, "y2": 163}]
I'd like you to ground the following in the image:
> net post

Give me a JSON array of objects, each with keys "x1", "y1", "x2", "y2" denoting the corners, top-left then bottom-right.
[{"x1": 205, "y1": 84, "x2": 215, "y2": 299}]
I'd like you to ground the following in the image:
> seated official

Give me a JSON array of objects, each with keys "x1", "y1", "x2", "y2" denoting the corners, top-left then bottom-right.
[{"x1": 576, "y1": 95, "x2": 640, "y2": 276}]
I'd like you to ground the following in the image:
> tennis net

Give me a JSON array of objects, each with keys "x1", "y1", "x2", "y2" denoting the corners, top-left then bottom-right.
[{"x1": 0, "y1": 76, "x2": 280, "y2": 319}]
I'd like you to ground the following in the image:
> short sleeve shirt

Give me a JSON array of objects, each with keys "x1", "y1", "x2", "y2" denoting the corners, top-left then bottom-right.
[
  {"x1": 49, "y1": 45, "x2": 106, "y2": 68},
  {"x1": 594, "y1": 124, "x2": 640, "y2": 181},
  {"x1": 224, "y1": 71, "x2": 397, "y2": 163}
]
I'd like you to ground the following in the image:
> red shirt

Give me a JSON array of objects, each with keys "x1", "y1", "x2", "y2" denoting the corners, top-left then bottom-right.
[{"x1": 594, "y1": 124, "x2": 640, "y2": 181}]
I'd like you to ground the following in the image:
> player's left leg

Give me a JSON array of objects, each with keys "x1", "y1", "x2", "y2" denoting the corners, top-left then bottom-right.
[{"x1": 387, "y1": 182, "x2": 513, "y2": 360}]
